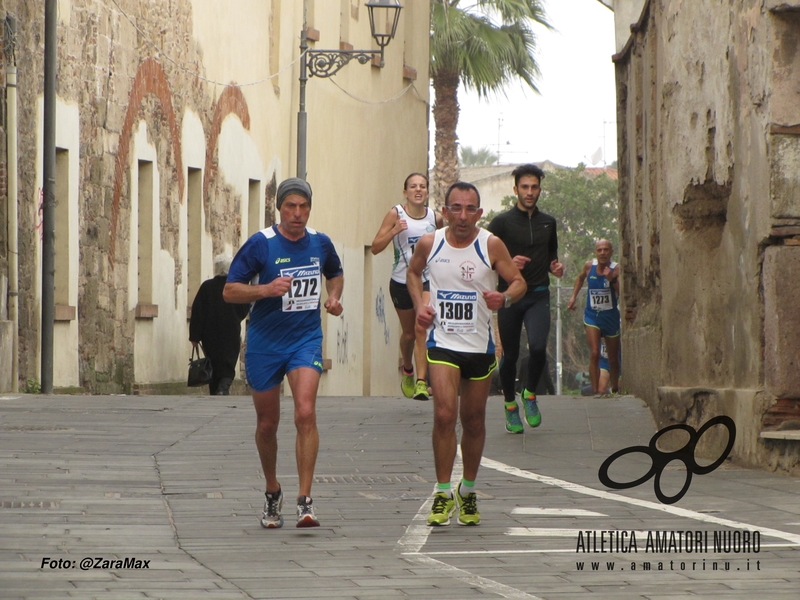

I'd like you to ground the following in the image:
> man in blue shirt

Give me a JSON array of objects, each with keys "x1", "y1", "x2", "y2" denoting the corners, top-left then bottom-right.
[
  {"x1": 567, "y1": 239, "x2": 620, "y2": 395},
  {"x1": 224, "y1": 178, "x2": 343, "y2": 529}
]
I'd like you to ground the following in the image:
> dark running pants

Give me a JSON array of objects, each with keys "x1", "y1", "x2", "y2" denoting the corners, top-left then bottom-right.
[{"x1": 497, "y1": 289, "x2": 551, "y2": 402}]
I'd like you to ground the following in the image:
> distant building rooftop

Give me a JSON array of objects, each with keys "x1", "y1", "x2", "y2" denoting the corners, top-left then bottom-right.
[{"x1": 461, "y1": 161, "x2": 617, "y2": 183}]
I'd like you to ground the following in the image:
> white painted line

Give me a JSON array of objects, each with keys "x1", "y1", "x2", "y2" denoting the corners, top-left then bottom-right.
[
  {"x1": 395, "y1": 493, "x2": 435, "y2": 555},
  {"x1": 397, "y1": 453, "x2": 800, "y2": 598},
  {"x1": 396, "y1": 459, "x2": 543, "y2": 600},
  {"x1": 511, "y1": 507, "x2": 606, "y2": 517},
  {"x1": 506, "y1": 527, "x2": 586, "y2": 537},
  {"x1": 480, "y1": 455, "x2": 800, "y2": 545},
  {"x1": 404, "y1": 553, "x2": 544, "y2": 600},
  {"x1": 396, "y1": 461, "x2": 464, "y2": 555}
]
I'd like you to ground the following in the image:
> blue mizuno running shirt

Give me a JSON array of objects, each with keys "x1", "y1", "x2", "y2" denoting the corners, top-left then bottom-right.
[{"x1": 227, "y1": 225, "x2": 343, "y2": 354}]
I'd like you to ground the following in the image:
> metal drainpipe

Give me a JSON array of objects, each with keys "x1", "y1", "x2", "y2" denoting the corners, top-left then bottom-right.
[
  {"x1": 41, "y1": 0, "x2": 56, "y2": 394},
  {"x1": 6, "y1": 15, "x2": 18, "y2": 392},
  {"x1": 556, "y1": 285, "x2": 563, "y2": 395}
]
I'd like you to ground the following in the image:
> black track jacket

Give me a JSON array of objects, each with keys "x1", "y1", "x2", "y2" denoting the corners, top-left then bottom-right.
[{"x1": 487, "y1": 205, "x2": 559, "y2": 292}]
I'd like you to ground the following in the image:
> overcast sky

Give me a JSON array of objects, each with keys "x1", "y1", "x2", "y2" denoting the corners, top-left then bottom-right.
[{"x1": 433, "y1": 0, "x2": 618, "y2": 168}]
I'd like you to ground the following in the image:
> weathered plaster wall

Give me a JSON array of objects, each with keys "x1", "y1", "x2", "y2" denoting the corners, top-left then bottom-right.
[
  {"x1": 1, "y1": 0, "x2": 430, "y2": 394},
  {"x1": 614, "y1": 0, "x2": 800, "y2": 471},
  {"x1": 607, "y1": 0, "x2": 648, "y2": 53}
]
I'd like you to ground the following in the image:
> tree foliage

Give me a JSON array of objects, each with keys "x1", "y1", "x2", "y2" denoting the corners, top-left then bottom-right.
[
  {"x1": 460, "y1": 145, "x2": 498, "y2": 167},
  {"x1": 537, "y1": 165, "x2": 619, "y2": 275}
]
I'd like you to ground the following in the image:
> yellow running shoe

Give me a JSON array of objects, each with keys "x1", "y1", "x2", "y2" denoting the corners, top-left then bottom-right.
[
  {"x1": 427, "y1": 492, "x2": 456, "y2": 526},
  {"x1": 401, "y1": 369, "x2": 415, "y2": 398},
  {"x1": 456, "y1": 488, "x2": 481, "y2": 526},
  {"x1": 413, "y1": 379, "x2": 430, "y2": 401}
]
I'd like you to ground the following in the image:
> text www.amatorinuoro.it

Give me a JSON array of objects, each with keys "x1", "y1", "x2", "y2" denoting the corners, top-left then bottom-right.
[{"x1": 576, "y1": 559, "x2": 762, "y2": 572}]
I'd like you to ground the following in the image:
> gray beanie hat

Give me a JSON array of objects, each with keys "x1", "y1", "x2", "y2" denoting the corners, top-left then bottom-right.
[{"x1": 277, "y1": 177, "x2": 313, "y2": 209}]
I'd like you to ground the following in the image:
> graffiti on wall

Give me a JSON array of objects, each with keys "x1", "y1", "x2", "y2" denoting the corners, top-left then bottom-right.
[
  {"x1": 36, "y1": 188, "x2": 44, "y2": 240},
  {"x1": 336, "y1": 318, "x2": 349, "y2": 364},
  {"x1": 375, "y1": 287, "x2": 390, "y2": 345}
]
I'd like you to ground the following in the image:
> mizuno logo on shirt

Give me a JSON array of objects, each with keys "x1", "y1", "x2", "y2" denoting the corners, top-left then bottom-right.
[
  {"x1": 437, "y1": 291, "x2": 478, "y2": 301},
  {"x1": 282, "y1": 266, "x2": 320, "y2": 278}
]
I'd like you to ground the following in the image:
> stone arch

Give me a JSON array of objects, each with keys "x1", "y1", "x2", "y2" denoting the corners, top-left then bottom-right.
[
  {"x1": 203, "y1": 84, "x2": 251, "y2": 206},
  {"x1": 109, "y1": 58, "x2": 184, "y2": 267}
]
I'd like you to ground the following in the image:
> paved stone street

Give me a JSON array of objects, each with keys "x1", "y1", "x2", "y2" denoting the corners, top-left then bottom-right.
[{"x1": 1, "y1": 392, "x2": 798, "y2": 599}]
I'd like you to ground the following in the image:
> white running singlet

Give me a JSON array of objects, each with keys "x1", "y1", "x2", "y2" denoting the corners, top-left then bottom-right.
[
  {"x1": 425, "y1": 227, "x2": 498, "y2": 354},
  {"x1": 391, "y1": 205, "x2": 437, "y2": 284}
]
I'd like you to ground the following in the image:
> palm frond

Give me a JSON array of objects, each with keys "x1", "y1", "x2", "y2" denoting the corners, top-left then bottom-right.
[{"x1": 431, "y1": 0, "x2": 548, "y2": 97}]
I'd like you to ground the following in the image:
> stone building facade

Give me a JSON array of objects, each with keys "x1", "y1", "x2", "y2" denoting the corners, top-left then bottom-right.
[
  {"x1": 611, "y1": 0, "x2": 800, "y2": 471},
  {"x1": 0, "y1": 0, "x2": 430, "y2": 395}
]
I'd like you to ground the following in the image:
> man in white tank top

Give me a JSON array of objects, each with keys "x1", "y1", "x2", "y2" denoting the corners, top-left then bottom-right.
[{"x1": 407, "y1": 182, "x2": 526, "y2": 527}]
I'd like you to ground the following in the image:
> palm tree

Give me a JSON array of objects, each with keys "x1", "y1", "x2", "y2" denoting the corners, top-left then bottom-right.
[{"x1": 430, "y1": 0, "x2": 550, "y2": 206}]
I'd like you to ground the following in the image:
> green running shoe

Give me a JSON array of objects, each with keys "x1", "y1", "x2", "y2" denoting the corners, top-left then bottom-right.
[
  {"x1": 456, "y1": 488, "x2": 481, "y2": 526},
  {"x1": 427, "y1": 491, "x2": 456, "y2": 526},
  {"x1": 521, "y1": 389, "x2": 541, "y2": 427},
  {"x1": 401, "y1": 370, "x2": 415, "y2": 398},
  {"x1": 505, "y1": 403, "x2": 523, "y2": 434},
  {"x1": 413, "y1": 379, "x2": 430, "y2": 401}
]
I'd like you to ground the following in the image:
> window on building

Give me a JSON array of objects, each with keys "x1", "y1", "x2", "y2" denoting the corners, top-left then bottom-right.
[
  {"x1": 54, "y1": 148, "x2": 70, "y2": 306},
  {"x1": 54, "y1": 148, "x2": 75, "y2": 322},
  {"x1": 138, "y1": 160, "x2": 154, "y2": 306},
  {"x1": 248, "y1": 178, "x2": 261, "y2": 238},
  {"x1": 187, "y1": 167, "x2": 202, "y2": 309}
]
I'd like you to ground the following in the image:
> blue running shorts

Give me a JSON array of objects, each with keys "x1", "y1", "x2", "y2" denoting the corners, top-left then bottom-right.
[
  {"x1": 245, "y1": 340, "x2": 324, "y2": 392},
  {"x1": 584, "y1": 309, "x2": 621, "y2": 338}
]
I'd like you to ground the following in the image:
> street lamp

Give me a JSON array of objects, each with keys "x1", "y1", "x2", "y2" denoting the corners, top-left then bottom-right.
[{"x1": 296, "y1": 0, "x2": 402, "y2": 180}]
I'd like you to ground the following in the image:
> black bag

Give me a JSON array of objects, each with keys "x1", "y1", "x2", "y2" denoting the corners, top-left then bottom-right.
[{"x1": 187, "y1": 344, "x2": 213, "y2": 387}]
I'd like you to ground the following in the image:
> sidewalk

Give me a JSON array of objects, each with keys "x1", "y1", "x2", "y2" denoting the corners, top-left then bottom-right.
[{"x1": 1, "y1": 392, "x2": 798, "y2": 599}]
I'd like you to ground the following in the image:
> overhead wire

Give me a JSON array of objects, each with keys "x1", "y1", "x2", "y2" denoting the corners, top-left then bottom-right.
[
  {"x1": 108, "y1": 0, "x2": 426, "y2": 104},
  {"x1": 108, "y1": 0, "x2": 302, "y2": 87}
]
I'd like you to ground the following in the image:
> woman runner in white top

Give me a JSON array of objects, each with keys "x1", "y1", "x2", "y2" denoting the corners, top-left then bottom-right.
[{"x1": 371, "y1": 173, "x2": 443, "y2": 400}]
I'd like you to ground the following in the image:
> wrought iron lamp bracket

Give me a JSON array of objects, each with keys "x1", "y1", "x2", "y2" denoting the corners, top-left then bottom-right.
[{"x1": 306, "y1": 49, "x2": 379, "y2": 78}]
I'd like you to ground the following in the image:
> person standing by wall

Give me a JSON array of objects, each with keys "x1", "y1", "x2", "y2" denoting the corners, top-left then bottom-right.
[
  {"x1": 189, "y1": 254, "x2": 249, "y2": 395},
  {"x1": 224, "y1": 178, "x2": 344, "y2": 529},
  {"x1": 371, "y1": 173, "x2": 443, "y2": 400},
  {"x1": 487, "y1": 164, "x2": 564, "y2": 434},
  {"x1": 408, "y1": 182, "x2": 526, "y2": 526}
]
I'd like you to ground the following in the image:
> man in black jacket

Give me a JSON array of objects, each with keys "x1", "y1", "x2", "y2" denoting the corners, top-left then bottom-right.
[
  {"x1": 487, "y1": 164, "x2": 564, "y2": 433},
  {"x1": 189, "y1": 254, "x2": 250, "y2": 395}
]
